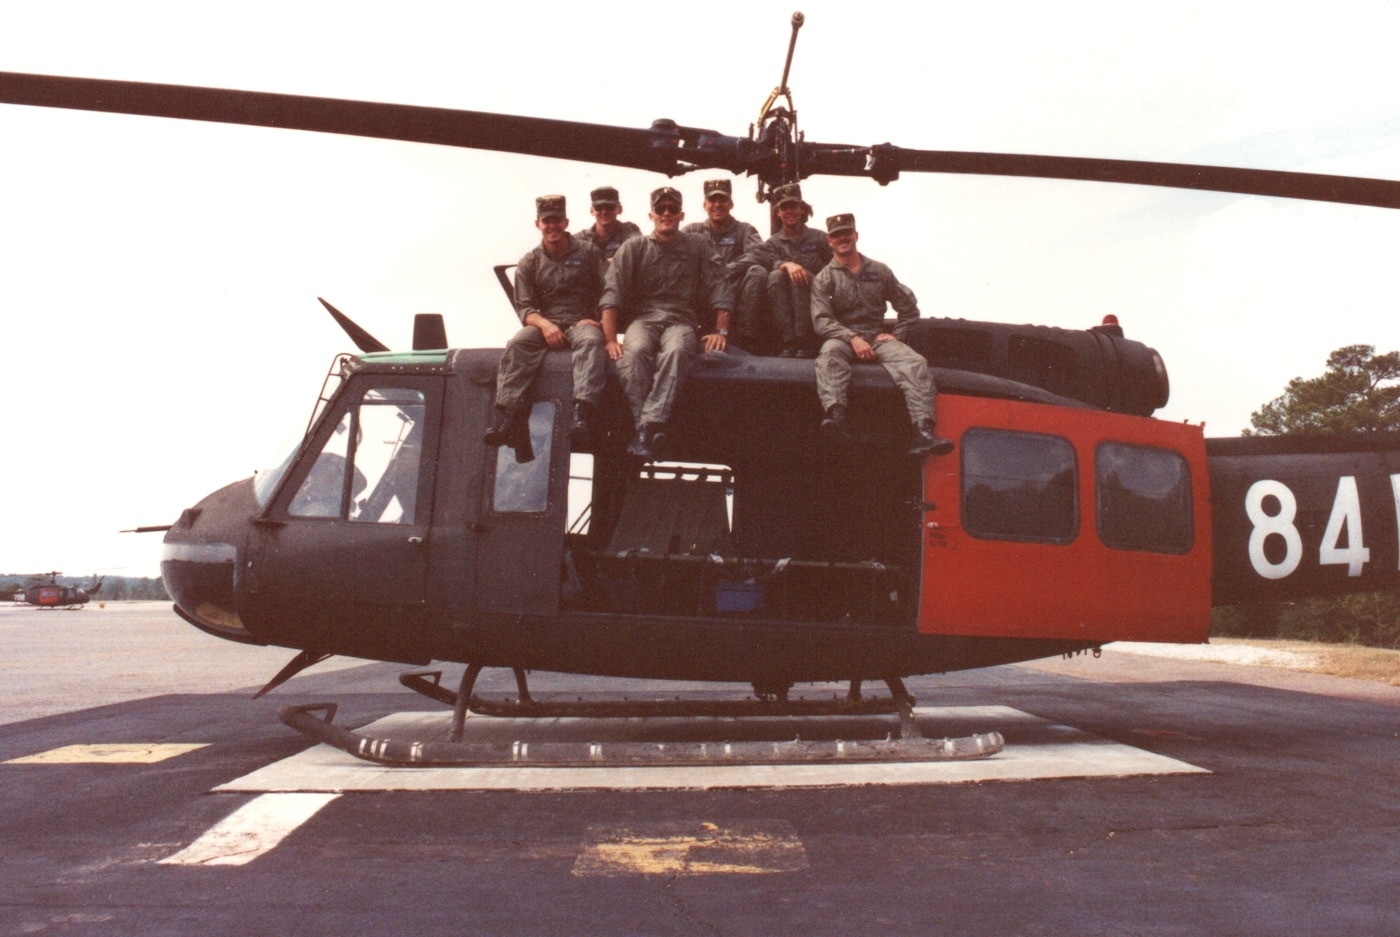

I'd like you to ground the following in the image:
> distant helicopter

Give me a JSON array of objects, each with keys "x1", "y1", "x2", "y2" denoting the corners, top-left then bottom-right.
[
  {"x1": 3, "y1": 14, "x2": 1398, "y2": 764},
  {"x1": 15, "y1": 572, "x2": 104, "y2": 610}
]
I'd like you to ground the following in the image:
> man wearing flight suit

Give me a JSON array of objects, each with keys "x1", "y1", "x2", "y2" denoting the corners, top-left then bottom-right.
[
  {"x1": 744, "y1": 182, "x2": 832, "y2": 357},
  {"x1": 600, "y1": 186, "x2": 733, "y2": 461},
  {"x1": 682, "y1": 178, "x2": 765, "y2": 345},
  {"x1": 575, "y1": 185, "x2": 643, "y2": 261},
  {"x1": 486, "y1": 194, "x2": 608, "y2": 452},
  {"x1": 811, "y1": 212, "x2": 954, "y2": 458}
]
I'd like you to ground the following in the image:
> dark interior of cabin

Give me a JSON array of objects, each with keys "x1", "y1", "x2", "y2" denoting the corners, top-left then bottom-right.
[{"x1": 564, "y1": 378, "x2": 924, "y2": 628}]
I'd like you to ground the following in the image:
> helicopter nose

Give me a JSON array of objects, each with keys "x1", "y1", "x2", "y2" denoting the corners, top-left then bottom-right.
[
  {"x1": 161, "y1": 478, "x2": 264, "y2": 645},
  {"x1": 163, "y1": 540, "x2": 247, "y2": 639}
]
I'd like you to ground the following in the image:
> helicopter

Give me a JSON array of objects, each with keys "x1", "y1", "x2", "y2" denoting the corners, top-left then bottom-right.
[
  {"x1": 13, "y1": 572, "x2": 104, "y2": 610},
  {"x1": 3, "y1": 13, "x2": 1399, "y2": 764}
]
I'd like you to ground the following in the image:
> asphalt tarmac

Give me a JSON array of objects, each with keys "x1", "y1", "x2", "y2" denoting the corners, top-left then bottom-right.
[{"x1": 1, "y1": 602, "x2": 1396, "y2": 936}]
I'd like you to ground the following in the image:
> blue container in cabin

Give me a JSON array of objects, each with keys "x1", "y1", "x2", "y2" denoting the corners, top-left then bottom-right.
[{"x1": 714, "y1": 580, "x2": 765, "y2": 613}]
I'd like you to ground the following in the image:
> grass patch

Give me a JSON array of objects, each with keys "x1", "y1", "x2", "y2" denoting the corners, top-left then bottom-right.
[{"x1": 1214, "y1": 638, "x2": 1400, "y2": 685}]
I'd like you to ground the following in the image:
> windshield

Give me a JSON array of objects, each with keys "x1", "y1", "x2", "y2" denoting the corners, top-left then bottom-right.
[
  {"x1": 253, "y1": 428, "x2": 309, "y2": 507},
  {"x1": 253, "y1": 355, "x2": 350, "y2": 506}
]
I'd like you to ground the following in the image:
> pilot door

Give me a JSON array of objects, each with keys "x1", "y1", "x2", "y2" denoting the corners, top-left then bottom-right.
[
  {"x1": 473, "y1": 401, "x2": 569, "y2": 616},
  {"x1": 244, "y1": 376, "x2": 442, "y2": 658}
]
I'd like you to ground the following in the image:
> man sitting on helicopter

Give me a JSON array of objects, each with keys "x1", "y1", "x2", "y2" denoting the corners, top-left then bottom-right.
[
  {"x1": 485, "y1": 194, "x2": 609, "y2": 452},
  {"x1": 811, "y1": 212, "x2": 955, "y2": 458},
  {"x1": 601, "y1": 186, "x2": 733, "y2": 461},
  {"x1": 681, "y1": 178, "x2": 766, "y2": 345},
  {"x1": 574, "y1": 185, "x2": 643, "y2": 261},
  {"x1": 741, "y1": 183, "x2": 832, "y2": 357}
]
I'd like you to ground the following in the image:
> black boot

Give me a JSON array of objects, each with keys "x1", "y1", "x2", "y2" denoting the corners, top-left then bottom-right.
[
  {"x1": 626, "y1": 423, "x2": 655, "y2": 460},
  {"x1": 649, "y1": 422, "x2": 670, "y2": 459},
  {"x1": 509, "y1": 413, "x2": 535, "y2": 464},
  {"x1": 627, "y1": 422, "x2": 668, "y2": 461},
  {"x1": 909, "y1": 419, "x2": 954, "y2": 458},
  {"x1": 484, "y1": 400, "x2": 525, "y2": 446},
  {"x1": 569, "y1": 400, "x2": 596, "y2": 450},
  {"x1": 820, "y1": 404, "x2": 853, "y2": 445}
]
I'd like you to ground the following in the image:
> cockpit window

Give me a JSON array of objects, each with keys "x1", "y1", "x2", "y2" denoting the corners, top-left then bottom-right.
[
  {"x1": 348, "y1": 390, "x2": 424, "y2": 523},
  {"x1": 287, "y1": 387, "x2": 426, "y2": 524},
  {"x1": 289, "y1": 414, "x2": 355, "y2": 517},
  {"x1": 254, "y1": 430, "x2": 305, "y2": 507},
  {"x1": 256, "y1": 356, "x2": 352, "y2": 507}
]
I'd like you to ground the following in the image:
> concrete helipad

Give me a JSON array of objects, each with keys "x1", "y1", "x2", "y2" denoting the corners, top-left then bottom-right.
[
  {"x1": 214, "y1": 704, "x2": 1208, "y2": 792},
  {"x1": 5, "y1": 604, "x2": 1396, "y2": 936}
]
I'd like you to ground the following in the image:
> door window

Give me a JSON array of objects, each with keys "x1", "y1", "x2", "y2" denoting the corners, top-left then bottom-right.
[
  {"x1": 1096, "y1": 442, "x2": 1193, "y2": 553},
  {"x1": 490, "y1": 402, "x2": 556, "y2": 513},
  {"x1": 961, "y1": 429, "x2": 1078, "y2": 544}
]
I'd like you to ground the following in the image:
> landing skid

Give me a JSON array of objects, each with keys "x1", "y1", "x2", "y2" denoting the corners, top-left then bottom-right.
[
  {"x1": 275, "y1": 666, "x2": 1005, "y2": 768},
  {"x1": 278, "y1": 701, "x2": 1004, "y2": 767}
]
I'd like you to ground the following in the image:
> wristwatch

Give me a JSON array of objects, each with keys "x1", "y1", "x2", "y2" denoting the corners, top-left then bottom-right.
[{"x1": 717, "y1": 328, "x2": 729, "y2": 336}]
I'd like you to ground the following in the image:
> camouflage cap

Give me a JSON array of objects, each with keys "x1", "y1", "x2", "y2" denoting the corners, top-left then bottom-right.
[
  {"x1": 590, "y1": 186, "x2": 621, "y2": 207},
  {"x1": 772, "y1": 183, "x2": 805, "y2": 208},
  {"x1": 826, "y1": 212, "x2": 857, "y2": 235},
  {"x1": 535, "y1": 194, "x2": 567, "y2": 219},
  {"x1": 703, "y1": 178, "x2": 732, "y2": 199},
  {"x1": 650, "y1": 186, "x2": 683, "y2": 209}
]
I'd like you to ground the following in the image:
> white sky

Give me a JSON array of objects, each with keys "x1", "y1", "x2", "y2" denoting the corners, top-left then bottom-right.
[{"x1": 2, "y1": 0, "x2": 1398, "y2": 578}]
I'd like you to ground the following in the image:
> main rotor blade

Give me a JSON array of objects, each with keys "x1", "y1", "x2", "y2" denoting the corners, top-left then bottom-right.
[
  {"x1": 4, "y1": 71, "x2": 1398, "y2": 210},
  {"x1": 801, "y1": 143, "x2": 1400, "y2": 210},
  {"x1": 0, "y1": 71, "x2": 710, "y2": 176}
]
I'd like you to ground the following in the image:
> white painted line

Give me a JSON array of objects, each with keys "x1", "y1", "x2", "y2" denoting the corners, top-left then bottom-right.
[
  {"x1": 158, "y1": 792, "x2": 340, "y2": 866},
  {"x1": 214, "y1": 706, "x2": 1208, "y2": 793}
]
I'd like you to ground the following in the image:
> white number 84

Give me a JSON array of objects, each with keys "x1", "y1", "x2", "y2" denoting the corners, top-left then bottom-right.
[{"x1": 1245, "y1": 476, "x2": 1384, "y2": 580}]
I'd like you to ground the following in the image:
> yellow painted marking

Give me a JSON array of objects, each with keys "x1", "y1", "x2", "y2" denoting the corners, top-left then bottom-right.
[
  {"x1": 572, "y1": 821, "x2": 807, "y2": 877},
  {"x1": 5, "y1": 743, "x2": 209, "y2": 764}
]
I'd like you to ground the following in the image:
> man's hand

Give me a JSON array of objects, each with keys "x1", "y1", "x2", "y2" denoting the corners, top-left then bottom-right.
[
  {"x1": 702, "y1": 332, "x2": 728, "y2": 353},
  {"x1": 537, "y1": 319, "x2": 567, "y2": 350},
  {"x1": 780, "y1": 261, "x2": 809, "y2": 286},
  {"x1": 851, "y1": 335, "x2": 876, "y2": 362},
  {"x1": 600, "y1": 308, "x2": 623, "y2": 360}
]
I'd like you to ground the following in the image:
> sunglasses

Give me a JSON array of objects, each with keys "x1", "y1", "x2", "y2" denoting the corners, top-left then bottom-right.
[{"x1": 652, "y1": 204, "x2": 682, "y2": 215}]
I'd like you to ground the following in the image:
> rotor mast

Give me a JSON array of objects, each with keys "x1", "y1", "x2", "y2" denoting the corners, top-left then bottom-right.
[
  {"x1": 754, "y1": 11, "x2": 806, "y2": 199},
  {"x1": 777, "y1": 11, "x2": 804, "y2": 104}
]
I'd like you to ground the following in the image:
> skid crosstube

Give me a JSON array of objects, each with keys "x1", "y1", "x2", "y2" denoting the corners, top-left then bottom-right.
[{"x1": 397, "y1": 668, "x2": 911, "y2": 719}]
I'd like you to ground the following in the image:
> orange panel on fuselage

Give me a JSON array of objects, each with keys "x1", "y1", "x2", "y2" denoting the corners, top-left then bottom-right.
[{"x1": 919, "y1": 396, "x2": 1211, "y2": 644}]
